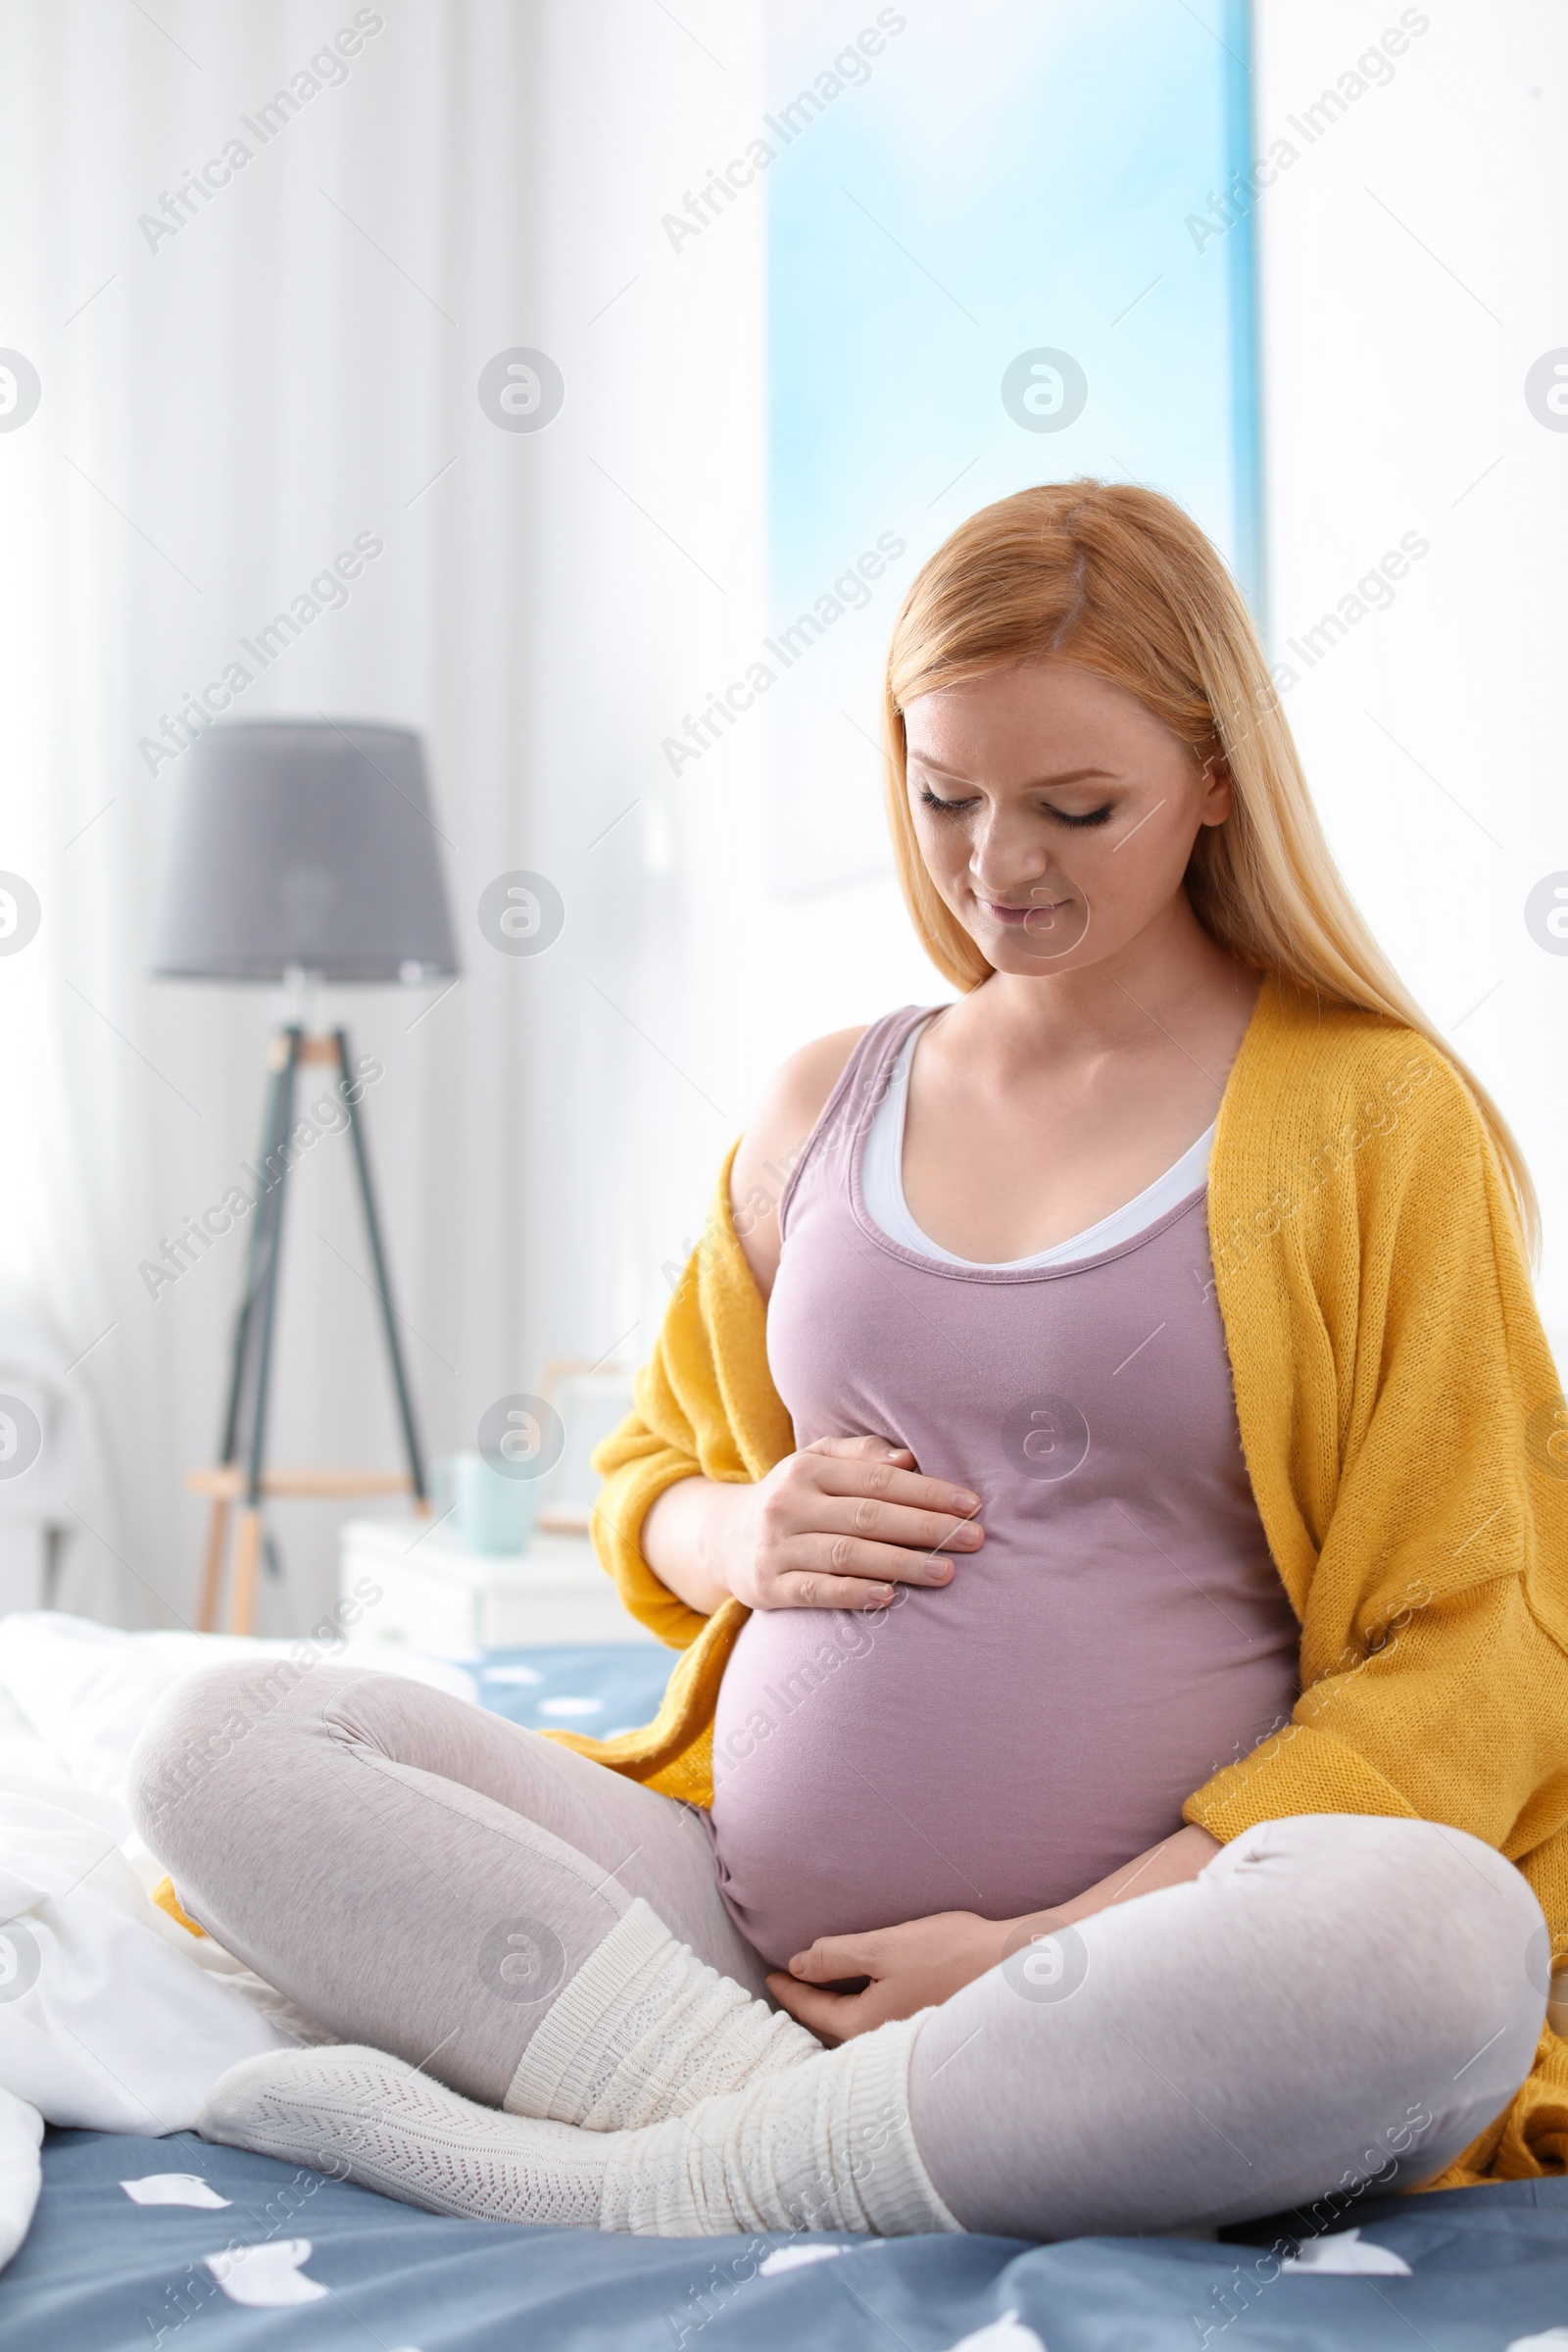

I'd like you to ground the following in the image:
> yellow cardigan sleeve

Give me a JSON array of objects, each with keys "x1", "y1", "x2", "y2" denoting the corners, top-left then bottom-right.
[
  {"x1": 589, "y1": 1142, "x2": 795, "y2": 1648},
  {"x1": 1189, "y1": 994, "x2": 1568, "y2": 2183},
  {"x1": 1189, "y1": 1012, "x2": 1568, "y2": 1859},
  {"x1": 548, "y1": 1147, "x2": 790, "y2": 1802}
]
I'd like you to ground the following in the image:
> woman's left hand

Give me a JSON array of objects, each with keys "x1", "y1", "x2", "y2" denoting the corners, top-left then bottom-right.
[
  {"x1": 765, "y1": 1911, "x2": 1007, "y2": 2041},
  {"x1": 767, "y1": 1826, "x2": 1224, "y2": 2040}
]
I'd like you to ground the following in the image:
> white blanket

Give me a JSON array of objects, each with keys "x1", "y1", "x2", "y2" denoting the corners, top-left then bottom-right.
[{"x1": 0, "y1": 1611, "x2": 477, "y2": 2271}]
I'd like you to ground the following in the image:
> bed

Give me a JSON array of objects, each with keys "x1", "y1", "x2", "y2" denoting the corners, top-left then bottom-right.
[
  {"x1": 11, "y1": 2133, "x2": 1568, "y2": 2348},
  {"x1": 1, "y1": 1620, "x2": 1566, "y2": 2349}
]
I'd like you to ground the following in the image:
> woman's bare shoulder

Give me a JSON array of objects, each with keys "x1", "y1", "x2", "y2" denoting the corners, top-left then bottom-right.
[{"x1": 728, "y1": 1025, "x2": 867, "y2": 1296}]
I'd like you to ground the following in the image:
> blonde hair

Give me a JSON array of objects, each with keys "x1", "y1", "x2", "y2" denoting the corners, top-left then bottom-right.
[{"x1": 882, "y1": 479, "x2": 1538, "y2": 1252}]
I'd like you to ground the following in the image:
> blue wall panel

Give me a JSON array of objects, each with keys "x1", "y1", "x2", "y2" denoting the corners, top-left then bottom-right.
[{"x1": 764, "y1": 0, "x2": 1261, "y2": 892}]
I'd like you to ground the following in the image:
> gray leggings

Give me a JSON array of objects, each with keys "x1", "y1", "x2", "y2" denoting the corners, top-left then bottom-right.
[{"x1": 129, "y1": 1659, "x2": 1547, "y2": 2239}]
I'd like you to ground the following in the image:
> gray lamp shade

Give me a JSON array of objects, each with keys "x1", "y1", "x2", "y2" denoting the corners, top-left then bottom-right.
[{"x1": 149, "y1": 718, "x2": 459, "y2": 983}]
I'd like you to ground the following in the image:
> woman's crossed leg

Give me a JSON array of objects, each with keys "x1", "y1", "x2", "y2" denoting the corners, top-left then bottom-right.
[{"x1": 131, "y1": 1661, "x2": 1546, "y2": 2239}]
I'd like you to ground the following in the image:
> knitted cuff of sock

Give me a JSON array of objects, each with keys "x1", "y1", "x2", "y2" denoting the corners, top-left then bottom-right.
[
  {"x1": 505, "y1": 1895, "x2": 818, "y2": 2132},
  {"x1": 808, "y1": 2011, "x2": 963, "y2": 2238},
  {"x1": 599, "y1": 2009, "x2": 963, "y2": 2238}
]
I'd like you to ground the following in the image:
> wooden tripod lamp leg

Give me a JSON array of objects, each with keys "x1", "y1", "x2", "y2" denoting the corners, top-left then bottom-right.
[
  {"x1": 229, "y1": 1506, "x2": 265, "y2": 1636},
  {"x1": 196, "y1": 1497, "x2": 230, "y2": 1632}
]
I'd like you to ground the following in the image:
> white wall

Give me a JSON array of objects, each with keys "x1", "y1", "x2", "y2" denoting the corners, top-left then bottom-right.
[{"x1": 1251, "y1": 0, "x2": 1568, "y2": 1339}]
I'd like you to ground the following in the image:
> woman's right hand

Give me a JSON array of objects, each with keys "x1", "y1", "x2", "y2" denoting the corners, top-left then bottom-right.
[{"x1": 711, "y1": 1434, "x2": 983, "y2": 1611}]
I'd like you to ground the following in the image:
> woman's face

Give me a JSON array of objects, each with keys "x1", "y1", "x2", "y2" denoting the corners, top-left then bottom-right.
[{"x1": 902, "y1": 660, "x2": 1231, "y2": 977}]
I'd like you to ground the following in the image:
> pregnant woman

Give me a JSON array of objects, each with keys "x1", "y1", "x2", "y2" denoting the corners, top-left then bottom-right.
[{"x1": 133, "y1": 482, "x2": 1568, "y2": 2242}]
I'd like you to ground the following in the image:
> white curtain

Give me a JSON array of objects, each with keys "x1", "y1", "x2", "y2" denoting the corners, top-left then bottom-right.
[{"x1": 0, "y1": 0, "x2": 785, "y2": 1630}]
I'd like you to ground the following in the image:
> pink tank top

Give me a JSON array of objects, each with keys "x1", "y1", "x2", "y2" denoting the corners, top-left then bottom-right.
[{"x1": 707, "y1": 1007, "x2": 1299, "y2": 1965}]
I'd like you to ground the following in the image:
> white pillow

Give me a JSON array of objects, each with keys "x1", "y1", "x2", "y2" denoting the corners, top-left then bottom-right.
[{"x1": 0, "y1": 1784, "x2": 289, "y2": 2132}]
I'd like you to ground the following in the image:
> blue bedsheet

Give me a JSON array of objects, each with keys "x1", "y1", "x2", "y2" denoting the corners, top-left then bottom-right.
[
  {"x1": 5, "y1": 1642, "x2": 1568, "y2": 2347},
  {"x1": 9, "y1": 2131, "x2": 1568, "y2": 2350},
  {"x1": 468, "y1": 1642, "x2": 674, "y2": 1740}
]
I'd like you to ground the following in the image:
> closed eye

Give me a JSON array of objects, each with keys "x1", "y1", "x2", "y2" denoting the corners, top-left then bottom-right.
[{"x1": 918, "y1": 786, "x2": 1115, "y2": 829}]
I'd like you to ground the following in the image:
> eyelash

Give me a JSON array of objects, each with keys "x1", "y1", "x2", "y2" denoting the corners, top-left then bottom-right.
[{"x1": 918, "y1": 787, "x2": 1114, "y2": 830}]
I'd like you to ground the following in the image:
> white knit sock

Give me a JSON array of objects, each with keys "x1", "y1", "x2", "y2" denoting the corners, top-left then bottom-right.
[
  {"x1": 504, "y1": 1896, "x2": 819, "y2": 2131},
  {"x1": 198, "y1": 2019, "x2": 961, "y2": 2239},
  {"x1": 198, "y1": 2044, "x2": 611, "y2": 2227},
  {"x1": 600, "y1": 2011, "x2": 961, "y2": 2237}
]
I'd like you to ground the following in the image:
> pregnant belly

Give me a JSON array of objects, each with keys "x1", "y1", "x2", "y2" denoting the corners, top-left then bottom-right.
[{"x1": 707, "y1": 1577, "x2": 1298, "y2": 1967}]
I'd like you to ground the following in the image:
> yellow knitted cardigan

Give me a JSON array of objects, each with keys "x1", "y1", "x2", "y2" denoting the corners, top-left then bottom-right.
[{"x1": 557, "y1": 976, "x2": 1568, "y2": 2189}]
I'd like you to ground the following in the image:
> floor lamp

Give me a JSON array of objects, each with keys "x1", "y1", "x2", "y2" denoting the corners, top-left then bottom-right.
[{"x1": 150, "y1": 718, "x2": 459, "y2": 1634}]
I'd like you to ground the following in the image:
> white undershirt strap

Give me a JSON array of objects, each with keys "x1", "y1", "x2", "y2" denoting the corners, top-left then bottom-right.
[{"x1": 860, "y1": 1017, "x2": 1214, "y2": 1271}]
